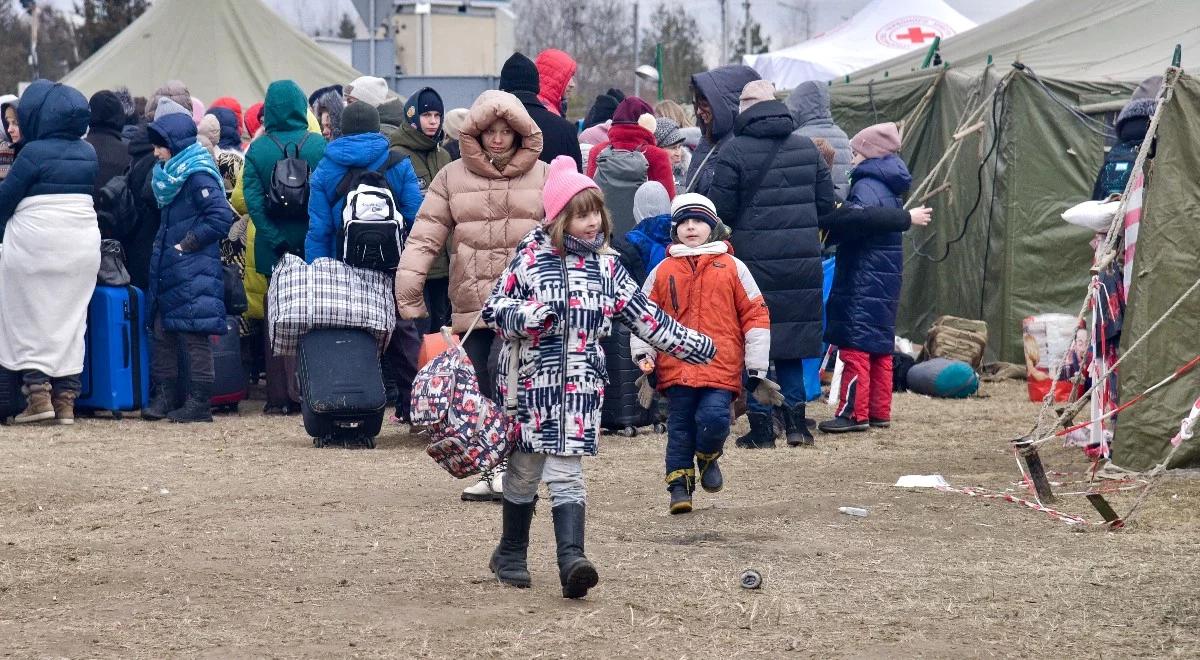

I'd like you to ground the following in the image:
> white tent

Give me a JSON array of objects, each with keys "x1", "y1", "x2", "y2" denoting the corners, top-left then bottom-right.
[{"x1": 746, "y1": 0, "x2": 976, "y2": 88}]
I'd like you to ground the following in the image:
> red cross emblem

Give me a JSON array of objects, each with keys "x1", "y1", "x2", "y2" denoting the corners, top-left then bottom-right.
[{"x1": 896, "y1": 26, "x2": 937, "y2": 43}]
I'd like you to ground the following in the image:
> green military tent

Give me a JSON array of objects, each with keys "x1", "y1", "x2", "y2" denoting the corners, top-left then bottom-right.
[
  {"x1": 62, "y1": 0, "x2": 363, "y2": 105},
  {"x1": 825, "y1": 0, "x2": 1200, "y2": 469}
]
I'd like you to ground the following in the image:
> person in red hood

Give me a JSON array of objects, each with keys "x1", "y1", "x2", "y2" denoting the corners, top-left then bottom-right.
[
  {"x1": 535, "y1": 49, "x2": 576, "y2": 117},
  {"x1": 585, "y1": 96, "x2": 676, "y2": 199},
  {"x1": 244, "y1": 102, "x2": 265, "y2": 141}
]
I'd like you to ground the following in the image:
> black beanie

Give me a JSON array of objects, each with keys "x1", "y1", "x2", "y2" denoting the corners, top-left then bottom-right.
[
  {"x1": 499, "y1": 52, "x2": 540, "y2": 95},
  {"x1": 341, "y1": 101, "x2": 380, "y2": 135},
  {"x1": 606, "y1": 88, "x2": 626, "y2": 103},
  {"x1": 584, "y1": 94, "x2": 619, "y2": 129},
  {"x1": 89, "y1": 90, "x2": 126, "y2": 132},
  {"x1": 416, "y1": 88, "x2": 444, "y2": 116}
]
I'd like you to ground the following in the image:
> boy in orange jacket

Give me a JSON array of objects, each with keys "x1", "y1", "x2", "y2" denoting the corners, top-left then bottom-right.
[{"x1": 632, "y1": 193, "x2": 781, "y2": 514}]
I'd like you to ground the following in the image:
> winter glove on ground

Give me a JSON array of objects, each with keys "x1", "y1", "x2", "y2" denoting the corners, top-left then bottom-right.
[{"x1": 747, "y1": 375, "x2": 785, "y2": 407}]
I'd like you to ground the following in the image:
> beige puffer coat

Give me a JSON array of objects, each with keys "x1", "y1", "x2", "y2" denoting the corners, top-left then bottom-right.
[{"x1": 395, "y1": 90, "x2": 549, "y2": 332}]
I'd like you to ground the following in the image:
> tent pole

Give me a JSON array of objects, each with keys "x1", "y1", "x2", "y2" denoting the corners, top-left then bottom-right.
[{"x1": 920, "y1": 36, "x2": 941, "y2": 69}]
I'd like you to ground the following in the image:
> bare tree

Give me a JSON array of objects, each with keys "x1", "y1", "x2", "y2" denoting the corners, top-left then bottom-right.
[
  {"x1": 512, "y1": 0, "x2": 637, "y2": 118},
  {"x1": 780, "y1": 0, "x2": 816, "y2": 42}
]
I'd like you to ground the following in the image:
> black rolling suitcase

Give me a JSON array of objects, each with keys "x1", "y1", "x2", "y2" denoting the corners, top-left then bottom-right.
[
  {"x1": 297, "y1": 329, "x2": 386, "y2": 448},
  {"x1": 600, "y1": 323, "x2": 656, "y2": 436},
  {"x1": 0, "y1": 366, "x2": 25, "y2": 424}
]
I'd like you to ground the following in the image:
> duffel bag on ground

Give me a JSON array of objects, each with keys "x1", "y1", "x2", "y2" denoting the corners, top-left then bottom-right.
[{"x1": 907, "y1": 357, "x2": 979, "y2": 399}]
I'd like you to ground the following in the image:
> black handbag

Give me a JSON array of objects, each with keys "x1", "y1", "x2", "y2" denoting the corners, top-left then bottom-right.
[
  {"x1": 97, "y1": 239, "x2": 131, "y2": 287},
  {"x1": 223, "y1": 263, "x2": 248, "y2": 316}
]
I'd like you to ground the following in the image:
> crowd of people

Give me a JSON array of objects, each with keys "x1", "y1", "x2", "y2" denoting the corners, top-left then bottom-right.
[{"x1": 0, "y1": 49, "x2": 934, "y2": 600}]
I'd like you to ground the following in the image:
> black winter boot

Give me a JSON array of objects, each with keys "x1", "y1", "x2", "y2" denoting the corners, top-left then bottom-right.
[
  {"x1": 696, "y1": 451, "x2": 724, "y2": 493},
  {"x1": 552, "y1": 503, "x2": 599, "y2": 599},
  {"x1": 667, "y1": 476, "x2": 694, "y2": 514},
  {"x1": 489, "y1": 498, "x2": 535, "y2": 588},
  {"x1": 735, "y1": 412, "x2": 776, "y2": 449},
  {"x1": 784, "y1": 405, "x2": 815, "y2": 447},
  {"x1": 168, "y1": 381, "x2": 214, "y2": 423},
  {"x1": 141, "y1": 379, "x2": 176, "y2": 421}
]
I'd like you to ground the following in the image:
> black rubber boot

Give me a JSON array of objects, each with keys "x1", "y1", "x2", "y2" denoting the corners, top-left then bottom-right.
[
  {"x1": 735, "y1": 412, "x2": 776, "y2": 449},
  {"x1": 489, "y1": 498, "x2": 535, "y2": 588},
  {"x1": 552, "y1": 503, "x2": 599, "y2": 599},
  {"x1": 784, "y1": 405, "x2": 815, "y2": 447},
  {"x1": 141, "y1": 379, "x2": 176, "y2": 421},
  {"x1": 168, "y1": 381, "x2": 214, "y2": 423}
]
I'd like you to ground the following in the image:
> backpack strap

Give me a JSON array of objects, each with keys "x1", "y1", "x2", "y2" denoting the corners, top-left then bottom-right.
[{"x1": 737, "y1": 139, "x2": 785, "y2": 224}]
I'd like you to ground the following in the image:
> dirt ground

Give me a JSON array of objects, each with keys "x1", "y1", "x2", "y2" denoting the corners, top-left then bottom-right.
[{"x1": 2, "y1": 380, "x2": 1199, "y2": 659}]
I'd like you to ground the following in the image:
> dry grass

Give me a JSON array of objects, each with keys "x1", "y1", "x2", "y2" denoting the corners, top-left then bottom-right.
[{"x1": 1, "y1": 380, "x2": 1198, "y2": 658}]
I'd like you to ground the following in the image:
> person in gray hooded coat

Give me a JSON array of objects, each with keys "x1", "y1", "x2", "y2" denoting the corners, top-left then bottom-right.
[
  {"x1": 684, "y1": 65, "x2": 761, "y2": 195},
  {"x1": 787, "y1": 80, "x2": 854, "y2": 201}
]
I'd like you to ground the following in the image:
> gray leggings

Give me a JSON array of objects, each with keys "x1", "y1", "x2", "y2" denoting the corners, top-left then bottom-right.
[
  {"x1": 151, "y1": 316, "x2": 214, "y2": 384},
  {"x1": 503, "y1": 452, "x2": 587, "y2": 507}
]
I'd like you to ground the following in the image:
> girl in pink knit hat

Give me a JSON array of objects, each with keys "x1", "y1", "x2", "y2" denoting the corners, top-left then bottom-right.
[{"x1": 482, "y1": 155, "x2": 716, "y2": 599}]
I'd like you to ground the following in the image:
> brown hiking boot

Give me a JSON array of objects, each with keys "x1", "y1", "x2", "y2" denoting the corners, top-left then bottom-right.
[
  {"x1": 52, "y1": 390, "x2": 77, "y2": 426},
  {"x1": 14, "y1": 383, "x2": 55, "y2": 424}
]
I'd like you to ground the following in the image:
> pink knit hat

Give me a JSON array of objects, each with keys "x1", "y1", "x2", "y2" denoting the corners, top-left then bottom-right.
[
  {"x1": 850, "y1": 122, "x2": 902, "y2": 159},
  {"x1": 738, "y1": 80, "x2": 776, "y2": 114},
  {"x1": 542, "y1": 155, "x2": 600, "y2": 225}
]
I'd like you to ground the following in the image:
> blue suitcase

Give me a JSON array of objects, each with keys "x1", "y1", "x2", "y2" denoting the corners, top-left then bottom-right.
[{"x1": 78, "y1": 285, "x2": 150, "y2": 416}]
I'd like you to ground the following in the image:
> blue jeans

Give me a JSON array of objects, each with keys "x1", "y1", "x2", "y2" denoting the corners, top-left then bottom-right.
[
  {"x1": 745, "y1": 358, "x2": 807, "y2": 414},
  {"x1": 665, "y1": 386, "x2": 733, "y2": 489}
]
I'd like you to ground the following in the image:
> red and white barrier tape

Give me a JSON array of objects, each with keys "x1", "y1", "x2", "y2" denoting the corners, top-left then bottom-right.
[{"x1": 934, "y1": 484, "x2": 1091, "y2": 526}]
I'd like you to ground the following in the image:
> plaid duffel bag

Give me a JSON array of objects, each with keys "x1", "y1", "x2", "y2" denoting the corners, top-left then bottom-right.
[{"x1": 267, "y1": 254, "x2": 396, "y2": 356}]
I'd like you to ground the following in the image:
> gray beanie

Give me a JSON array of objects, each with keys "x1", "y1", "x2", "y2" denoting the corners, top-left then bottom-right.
[
  {"x1": 654, "y1": 117, "x2": 685, "y2": 148},
  {"x1": 633, "y1": 181, "x2": 671, "y2": 221},
  {"x1": 154, "y1": 98, "x2": 192, "y2": 121}
]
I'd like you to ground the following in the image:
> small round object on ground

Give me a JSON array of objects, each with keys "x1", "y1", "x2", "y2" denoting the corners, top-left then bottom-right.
[{"x1": 740, "y1": 569, "x2": 762, "y2": 589}]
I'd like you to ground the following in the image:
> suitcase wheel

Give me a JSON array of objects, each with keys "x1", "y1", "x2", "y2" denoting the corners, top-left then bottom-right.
[
  {"x1": 364, "y1": 435, "x2": 377, "y2": 449},
  {"x1": 313, "y1": 436, "x2": 325, "y2": 449},
  {"x1": 616, "y1": 426, "x2": 637, "y2": 438},
  {"x1": 653, "y1": 422, "x2": 668, "y2": 434},
  {"x1": 112, "y1": 411, "x2": 123, "y2": 421}
]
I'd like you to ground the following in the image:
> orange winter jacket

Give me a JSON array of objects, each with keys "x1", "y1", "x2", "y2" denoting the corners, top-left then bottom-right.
[{"x1": 632, "y1": 241, "x2": 771, "y2": 395}]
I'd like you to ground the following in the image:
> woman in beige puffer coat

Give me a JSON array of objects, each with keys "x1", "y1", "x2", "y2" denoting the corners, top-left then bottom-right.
[{"x1": 396, "y1": 89, "x2": 549, "y2": 500}]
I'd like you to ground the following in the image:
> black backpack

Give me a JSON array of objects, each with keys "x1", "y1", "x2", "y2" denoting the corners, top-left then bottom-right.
[
  {"x1": 333, "y1": 149, "x2": 408, "y2": 271},
  {"x1": 95, "y1": 174, "x2": 138, "y2": 239},
  {"x1": 1093, "y1": 139, "x2": 1139, "y2": 199},
  {"x1": 265, "y1": 133, "x2": 312, "y2": 220}
]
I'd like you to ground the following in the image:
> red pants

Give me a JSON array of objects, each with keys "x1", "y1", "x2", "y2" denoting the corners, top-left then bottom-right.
[{"x1": 836, "y1": 349, "x2": 893, "y2": 422}]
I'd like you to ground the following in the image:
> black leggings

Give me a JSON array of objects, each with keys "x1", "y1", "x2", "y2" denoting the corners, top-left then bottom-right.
[{"x1": 461, "y1": 329, "x2": 498, "y2": 403}]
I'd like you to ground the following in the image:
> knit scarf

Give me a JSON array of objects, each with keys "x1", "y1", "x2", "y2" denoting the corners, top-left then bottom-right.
[
  {"x1": 564, "y1": 233, "x2": 605, "y2": 255},
  {"x1": 487, "y1": 145, "x2": 517, "y2": 172},
  {"x1": 151, "y1": 142, "x2": 225, "y2": 208}
]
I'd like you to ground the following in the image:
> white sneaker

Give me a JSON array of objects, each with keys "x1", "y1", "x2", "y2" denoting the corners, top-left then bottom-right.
[
  {"x1": 462, "y1": 473, "x2": 498, "y2": 502},
  {"x1": 490, "y1": 470, "x2": 504, "y2": 496}
]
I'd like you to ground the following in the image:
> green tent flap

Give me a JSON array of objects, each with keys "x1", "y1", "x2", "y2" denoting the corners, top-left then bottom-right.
[
  {"x1": 62, "y1": 0, "x2": 363, "y2": 104},
  {"x1": 1114, "y1": 74, "x2": 1200, "y2": 471}
]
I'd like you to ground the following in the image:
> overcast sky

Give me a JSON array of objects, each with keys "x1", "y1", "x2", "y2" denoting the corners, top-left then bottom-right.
[{"x1": 32, "y1": 0, "x2": 1034, "y2": 59}]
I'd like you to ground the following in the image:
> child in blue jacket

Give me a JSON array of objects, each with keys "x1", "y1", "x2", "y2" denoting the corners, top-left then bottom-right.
[
  {"x1": 623, "y1": 181, "x2": 673, "y2": 284},
  {"x1": 304, "y1": 102, "x2": 423, "y2": 261},
  {"x1": 142, "y1": 107, "x2": 234, "y2": 423},
  {"x1": 820, "y1": 122, "x2": 912, "y2": 434}
]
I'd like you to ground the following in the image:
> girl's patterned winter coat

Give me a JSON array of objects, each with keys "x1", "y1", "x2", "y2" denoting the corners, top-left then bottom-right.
[{"x1": 484, "y1": 227, "x2": 716, "y2": 456}]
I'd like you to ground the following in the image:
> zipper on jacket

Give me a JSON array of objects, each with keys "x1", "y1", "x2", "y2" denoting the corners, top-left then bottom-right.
[
  {"x1": 559, "y1": 255, "x2": 570, "y2": 454},
  {"x1": 669, "y1": 275, "x2": 679, "y2": 313}
]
